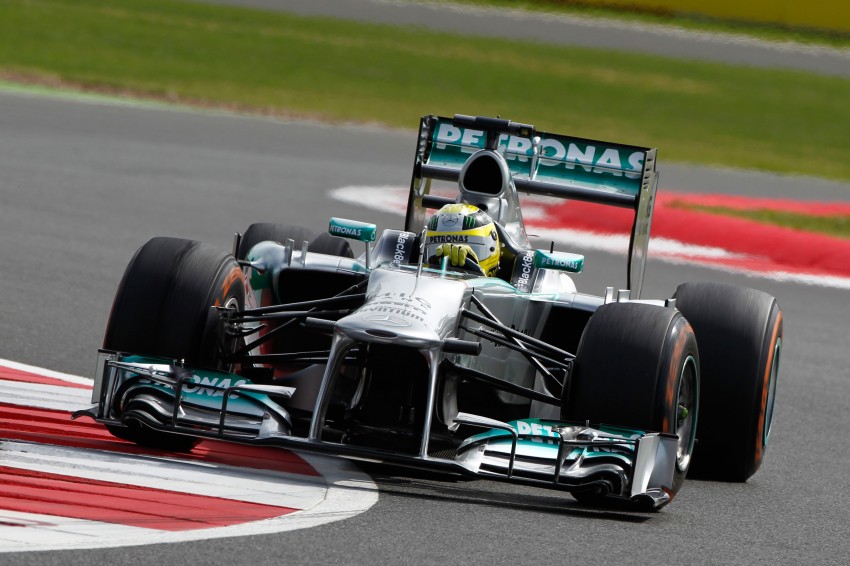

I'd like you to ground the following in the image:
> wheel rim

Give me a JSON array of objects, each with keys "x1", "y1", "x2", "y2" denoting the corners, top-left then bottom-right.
[
  {"x1": 675, "y1": 355, "x2": 698, "y2": 471},
  {"x1": 763, "y1": 337, "x2": 781, "y2": 446}
]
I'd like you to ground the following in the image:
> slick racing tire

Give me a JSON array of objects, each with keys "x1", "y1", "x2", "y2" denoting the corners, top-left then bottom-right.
[
  {"x1": 237, "y1": 223, "x2": 353, "y2": 260},
  {"x1": 102, "y1": 237, "x2": 247, "y2": 451},
  {"x1": 562, "y1": 302, "x2": 699, "y2": 501},
  {"x1": 237, "y1": 223, "x2": 315, "y2": 260},
  {"x1": 673, "y1": 282, "x2": 782, "y2": 482},
  {"x1": 311, "y1": 232, "x2": 355, "y2": 259},
  {"x1": 104, "y1": 237, "x2": 245, "y2": 368}
]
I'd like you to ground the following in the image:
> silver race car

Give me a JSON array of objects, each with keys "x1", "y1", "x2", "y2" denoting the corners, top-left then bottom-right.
[{"x1": 75, "y1": 114, "x2": 783, "y2": 510}]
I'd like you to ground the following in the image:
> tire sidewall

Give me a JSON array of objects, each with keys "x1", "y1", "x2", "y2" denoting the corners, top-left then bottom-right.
[{"x1": 748, "y1": 304, "x2": 782, "y2": 477}]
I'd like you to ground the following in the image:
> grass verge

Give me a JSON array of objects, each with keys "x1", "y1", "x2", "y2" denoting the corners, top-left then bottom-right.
[
  {"x1": 424, "y1": 0, "x2": 850, "y2": 48},
  {"x1": 1, "y1": 0, "x2": 850, "y2": 181}
]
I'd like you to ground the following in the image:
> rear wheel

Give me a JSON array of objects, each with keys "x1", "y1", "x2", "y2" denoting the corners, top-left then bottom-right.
[
  {"x1": 238, "y1": 223, "x2": 357, "y2": 353},
  {"x1": 674, "y1": 282, "x2": 782, "y2": 481},
  {"x1": 103, "y1": 237, "x2": 246, "y2": 451},
  {"x1": 237, "y1": 223, "x2": 353, "y2": 260},
  {"x1": 562, "y1": 302, "x2": 699, "y2": 500},
  {"x1": 237, "y1": 223, "x2": 315, "y2": 260},
  {"x1": 311, "y1": 232, "x2": 354, "y2": 258}
]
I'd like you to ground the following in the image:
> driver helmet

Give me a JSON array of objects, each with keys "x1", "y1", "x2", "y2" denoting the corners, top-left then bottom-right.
[{"x1": 425, "y1": 203, "x2": 500, "y2": 276}]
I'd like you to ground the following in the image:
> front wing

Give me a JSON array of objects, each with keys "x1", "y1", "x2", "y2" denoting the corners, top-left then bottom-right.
[{"x1": 74, "y1": 352, "x2": 680, "y2": 510}]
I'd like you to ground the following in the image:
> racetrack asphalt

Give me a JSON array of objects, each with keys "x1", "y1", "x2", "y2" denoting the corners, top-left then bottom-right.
[{"x1": 1, "y1": 90, "x2": 849, "y2": 565}]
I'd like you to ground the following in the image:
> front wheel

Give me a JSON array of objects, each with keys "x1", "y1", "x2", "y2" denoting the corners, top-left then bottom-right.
[
  {"x1": 236, "y1": 223, "x2": 356, "y2": 357},
  {"x1": 562, "y1": 302, "x2": 700, "y2": 498},
  {"x1": 237, "y1": 223, "x2": 353, "y2": 260},
  {"x1": 102, "y1": 237, "x2": 247, "y2": 451}
]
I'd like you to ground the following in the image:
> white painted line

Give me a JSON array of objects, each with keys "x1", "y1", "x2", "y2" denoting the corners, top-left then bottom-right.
[
  {"x1": 0, "y1": 379, "x2": 91, "y2": 411},
  {"x1": 332, "y1": 185, "x2": 409, "y2": 214},
  {"x1": 0, "y1": 358, "x2": 93, "y2": 386}
]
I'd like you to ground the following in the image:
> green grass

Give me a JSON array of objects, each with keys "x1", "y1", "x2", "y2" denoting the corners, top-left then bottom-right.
[
  {"x1": 425, "y1": 0, "x2": 850, "y2": 47},
  {"x1": 2, "y1": 0, "x2": 850, "y2": 181},
  {"x1": 671, "y1": 203, "x2": 850, "y2": 239}
]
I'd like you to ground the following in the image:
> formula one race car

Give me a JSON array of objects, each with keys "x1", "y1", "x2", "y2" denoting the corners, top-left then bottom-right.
[{"x1": 74, "y1": 114, "x2": 783, "y2": 510}]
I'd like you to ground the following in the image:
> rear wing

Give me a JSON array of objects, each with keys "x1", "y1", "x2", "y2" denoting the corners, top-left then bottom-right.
[{"x1": 405, "y1": 114, "x2": 658, "y2": 298}]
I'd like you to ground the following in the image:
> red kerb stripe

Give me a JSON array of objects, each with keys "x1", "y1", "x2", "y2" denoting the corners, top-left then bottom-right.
[
  {"x1": 1, "y1": 403, "x2": 319, "y2": 477},
  {"x1": 0, "y1": 466, "x2": 297, "y2": 531},
  {"x1": 0, "y1": 366, "x2": 91, "y2": 389}
]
